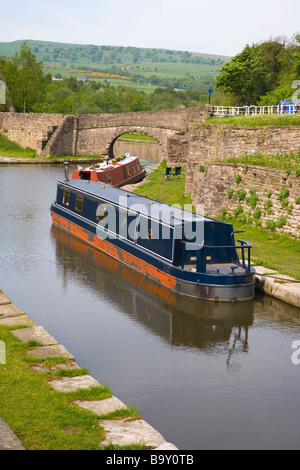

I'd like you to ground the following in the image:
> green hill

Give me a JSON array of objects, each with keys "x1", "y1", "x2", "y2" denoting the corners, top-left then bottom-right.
[{"x1": 0, "y1": 39, "x2": 230, "y2": 92}]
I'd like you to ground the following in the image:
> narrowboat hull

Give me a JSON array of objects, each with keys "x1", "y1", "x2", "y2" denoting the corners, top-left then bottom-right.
[{"x1": 50, "y1": 182, "x2": 256, "y2": 303}]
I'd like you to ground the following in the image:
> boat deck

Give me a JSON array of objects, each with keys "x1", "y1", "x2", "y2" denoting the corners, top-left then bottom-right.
[{"x1": 185, "y1": 263, "x2": 249, "y2": 275}]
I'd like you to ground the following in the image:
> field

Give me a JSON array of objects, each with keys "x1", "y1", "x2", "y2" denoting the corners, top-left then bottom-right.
[{"x1": 0, "y1": 40, "x2": 230, "y2": 92}]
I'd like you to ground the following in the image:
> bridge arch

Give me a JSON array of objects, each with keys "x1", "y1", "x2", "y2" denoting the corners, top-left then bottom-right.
[{"x1": 107, "y1": 127, "x2": 168, "y2": 159}]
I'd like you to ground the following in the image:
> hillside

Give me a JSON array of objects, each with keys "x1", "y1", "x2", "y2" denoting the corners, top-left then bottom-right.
[{"x1": 0, "y1": 39, "x2": 230, "y2": 92}]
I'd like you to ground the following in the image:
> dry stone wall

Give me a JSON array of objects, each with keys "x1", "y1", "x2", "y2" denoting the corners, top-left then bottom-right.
[
  {"x1": 0, "y1": 112, "x2": 64, "y2": 155},
  {"x1": 192, "y1": 163, "x2": 300, "y2": 238},
  {"x1": 185, "y1": 123, "x2": 300, "y2": 194}
]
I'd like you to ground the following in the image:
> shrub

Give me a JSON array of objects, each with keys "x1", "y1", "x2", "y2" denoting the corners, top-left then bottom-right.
[
  {"x1": 226, "y1": 189, "x2": 234, "y2": 199},
  {"x1": 278, "y1": 186, "x2": 289, "y2": 203},
  {"x1": 295, "y1": 197, "x2": 300, "y2": 205},
  {"x1": 235, "y1": 175, "x2": 242, "y2": 185},
  {"x1": 266, "y1": 220, "x2": 277, "y2": 232},
  {"x1": 236, "y1": 189, "x2": 247, "y2": 201},
  {"x1": 253, "y1": 207, "x2": 262, "y2": 220},
  {"x1": 246, "y1": 189, "x2": 259, "y2": 209},
  {"x1": 233, "y1": 204, "x2": 243, "y2": 218},
  {"x1": 277, "y1": 216, "x2": 287, "y2": 228}
]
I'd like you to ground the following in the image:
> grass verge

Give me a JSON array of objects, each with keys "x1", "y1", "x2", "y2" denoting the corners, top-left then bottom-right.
[
  {"x1": 207, "y1": 114, "x2": 300, "y2": 126},
  {"x1": 0, "y1": 134, "x2": 36, "y2": 158},
  {"x1": 0, "y1": 326, "x2": 143, "y2": 450},
  {"x1": 222, "y1": 152, "x2": 300, "y2": 175},
  {"x1": 134, "y1": 160, "x2": 192, "y2": 207}
]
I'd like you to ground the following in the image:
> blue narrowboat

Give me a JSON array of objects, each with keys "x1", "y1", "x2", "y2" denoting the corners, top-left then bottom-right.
[{"x1": 50, "y1": 167, "x2": 256, "y2": 303}]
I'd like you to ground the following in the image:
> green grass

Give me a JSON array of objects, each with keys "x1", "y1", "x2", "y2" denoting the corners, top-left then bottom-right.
[
  {"x1": 0, "y1": 326, "x2": 143, "y2": 450},
  {"x1": 220, "y1": 219, "x2": 300, "y2": 280},
  {"x1": 223, "y1": 152, "x2": 300, "y2": 175},
  {"x1": 0, "y1": 134, "x2": 36, "y2": 158},
  {"x1": 135, "y1": 161, "x2": 300, "y2": 280},
  {"x1": 207, "y1": 114, "x2": 300, "y2": 126},
  {"x1": 133, "y1": 160, "x2": 192, "y2": 207},
  {"x1": 119, "y1": 133, "x2": 156, "y2": 142}
]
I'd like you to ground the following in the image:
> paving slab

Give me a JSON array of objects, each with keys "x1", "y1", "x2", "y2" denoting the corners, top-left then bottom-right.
[
  {"x1": 12, "y1": 325, "x2": 58, "y2": 346},
  {"x1": 0, "y1": 418, "x2": 25, "y2": 451},
  {"x1": 0, "y1": 314, "x2": 35, "y2": 327},
  {"x1": 26, "y1": 344, "x2": 75, "y2": 360},
  {"x1": 0, "y1": 304, "x2": 26, "y2": 318},
  {"x1": 30, "y1": 361, "x2": 81, "y2": 372},
  {"x1": 49, "y1": 375, "x2": 101, "y2": 392},
  {"x1": 100, "y1": 418, "x2": 167, "y2": 448},
  {"x1": 0, "y1": 293, "x2": 11, "y2": 306},
  {"x1": 155, "y1": 442, "x2": 179, "y2": 450},
  {"x1": 73, "y1": 396, "x2": 127, "y2": 415}
]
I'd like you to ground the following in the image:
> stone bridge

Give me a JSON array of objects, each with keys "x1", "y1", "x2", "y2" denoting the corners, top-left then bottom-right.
[{"x1": 0, "y1": 107, "x2": 210, "y2": 162}]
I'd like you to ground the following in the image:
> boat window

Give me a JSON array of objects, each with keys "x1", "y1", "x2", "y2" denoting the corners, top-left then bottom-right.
[
  {"x1": 75, "y1": 195, "x2": 84, "y2": 212},
  {"x1": 127, "y1": 165, "x2": 131, "y2": 176},
  {"x1": 132, "y1": 164, "x2": 136, "y2": 174},
  {"x1": 137, "y1": 162, "x2": 140, "y2": 170},
  {"x1": 62, "y1": 190, "x2": 70, "y2": 206},
  {"x1": 96, "y1": 204, "x2": 108, "y2": 222},
  {"x1": 107, "y1": 173, "x2": 112, "y2": 184}
]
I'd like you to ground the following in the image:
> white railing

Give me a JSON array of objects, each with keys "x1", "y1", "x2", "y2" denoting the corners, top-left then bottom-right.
[{"x1": 211, "y1": 105, "x2": 300, "y2": 116}]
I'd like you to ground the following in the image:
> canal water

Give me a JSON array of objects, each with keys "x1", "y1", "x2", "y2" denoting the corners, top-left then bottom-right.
[{"x1": 1, "y1": 163, "x2": 300, "y2": 450}]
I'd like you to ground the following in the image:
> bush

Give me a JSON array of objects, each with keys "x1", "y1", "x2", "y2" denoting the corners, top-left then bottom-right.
[
  {"x1": 266, "y1": 220, "x2": 277, "y2": 232},
  {"x1": 246, "y1": 189, "x2": 259, "y2": 209},
  {"x1": 277, "y1": 216, "x2": 287, "y2": 228},
  {"x1": 236, "y1": 189, "x2": 247, "y2": 201},
  {"x1": 226, "y1": 189, "x2": 234, "y2": 199},
  {"x1": 278, "y1": 187, "x2": 289, "y2": 203},
  {"x1": 235, "y1": 175, "x2": 242, "y2": 185},
  {"x1": 233, "y1": 204, "x2": 243, "y2": 218}
]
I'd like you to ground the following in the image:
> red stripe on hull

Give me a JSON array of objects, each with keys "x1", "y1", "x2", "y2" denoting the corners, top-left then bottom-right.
[{"x1": 51, "y1": 212, "x2": 177, "y2": 291}]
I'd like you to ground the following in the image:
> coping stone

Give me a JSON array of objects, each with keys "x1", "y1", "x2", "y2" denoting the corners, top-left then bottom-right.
[
  {"x1": 0, "y1": 315, "x2": 35, "y2": 327},
  {"x1": 73, "y1": 396, "x2": 127, "y2": 415},
  {"x1": 0, "y1": 293, "x2": 11, "y2": 306},
  {"x1": 100, "y1": 418, "x2": 167, "y2": 448},
  {"x1": 49, "y1": 375, "x2": 101, "y2": 392},
  {"x1": 0, "y1": 418, "x2": 25, "y2": 451},
  {"x1": 30, "y1": 361, "x2": 81, "y2": 372},
  {"x1": 26, "y1": 344, "x2": 75, "y2": 360},
  {"x1": 12, "y1": 325, "x2": 58, "y2": 346},
  {"x1": 0, "y1": 304, "x2": 25, "y2": 318}
]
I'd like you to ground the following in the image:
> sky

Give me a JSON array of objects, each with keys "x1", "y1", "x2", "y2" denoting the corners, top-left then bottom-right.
[{"x1": 0, "y1": 0, "x2": 299, "y2": 57}]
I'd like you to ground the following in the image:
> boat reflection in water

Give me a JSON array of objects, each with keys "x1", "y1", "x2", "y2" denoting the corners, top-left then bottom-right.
[{"x1": 51, "y1": 225, "x2": 254, "y2": 364}]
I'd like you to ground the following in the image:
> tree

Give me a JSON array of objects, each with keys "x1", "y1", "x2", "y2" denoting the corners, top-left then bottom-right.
[
  {"x1": 4, "y1": 42, "x2": 50, "y2": 112},
  {"x1": 215, "y1": 45, "x2": 268, "y2": 105}
]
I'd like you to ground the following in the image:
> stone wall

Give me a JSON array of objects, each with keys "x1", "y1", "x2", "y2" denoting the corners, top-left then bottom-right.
[
  {"x1": 0, "y1": 112, "x2": 64, "y2": 154},
  {"x1": 192, "y1": 163, "x2": 300, "y2": 238},
  {"x1": 185, "y1": 123, "x2": 300, "y2": 194}
]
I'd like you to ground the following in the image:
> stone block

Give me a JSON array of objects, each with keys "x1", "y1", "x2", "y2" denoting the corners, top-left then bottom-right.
[
  {"x1": 73, "y1": 396, "x2": 127, "y2": 415},
  {"x1": 26, "y1": 344, "x2": 75, "y2": 360},
  {"x1": 100, "y1": 418, "x2": 167, "y2": 448},
  {"x1": 11, "y1": 325, "x2": 58, "y2": 346},
  {"x1": 49, "y1": 375, "x2": 100, "y2": 392}
]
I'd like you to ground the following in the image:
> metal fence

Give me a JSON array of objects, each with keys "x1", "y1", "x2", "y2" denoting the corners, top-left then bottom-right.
[{"x1": 211, "y1": 105, "x2": 300, "y2": 116}]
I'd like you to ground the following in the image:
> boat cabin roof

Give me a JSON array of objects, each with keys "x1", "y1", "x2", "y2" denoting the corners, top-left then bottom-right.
[{"x1": 59, "y1": 179, "x2": 219, "y2": 228}]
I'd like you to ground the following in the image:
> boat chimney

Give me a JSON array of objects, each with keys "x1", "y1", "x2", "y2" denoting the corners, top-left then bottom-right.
[{"x1": 64, "y1": 162, "x2": 70, "y2": 181}]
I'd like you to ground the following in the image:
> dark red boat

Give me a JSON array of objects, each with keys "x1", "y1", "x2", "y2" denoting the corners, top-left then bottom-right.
[{"x1": 72, "y1": 154, "x2": 146, "y2": 187}]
